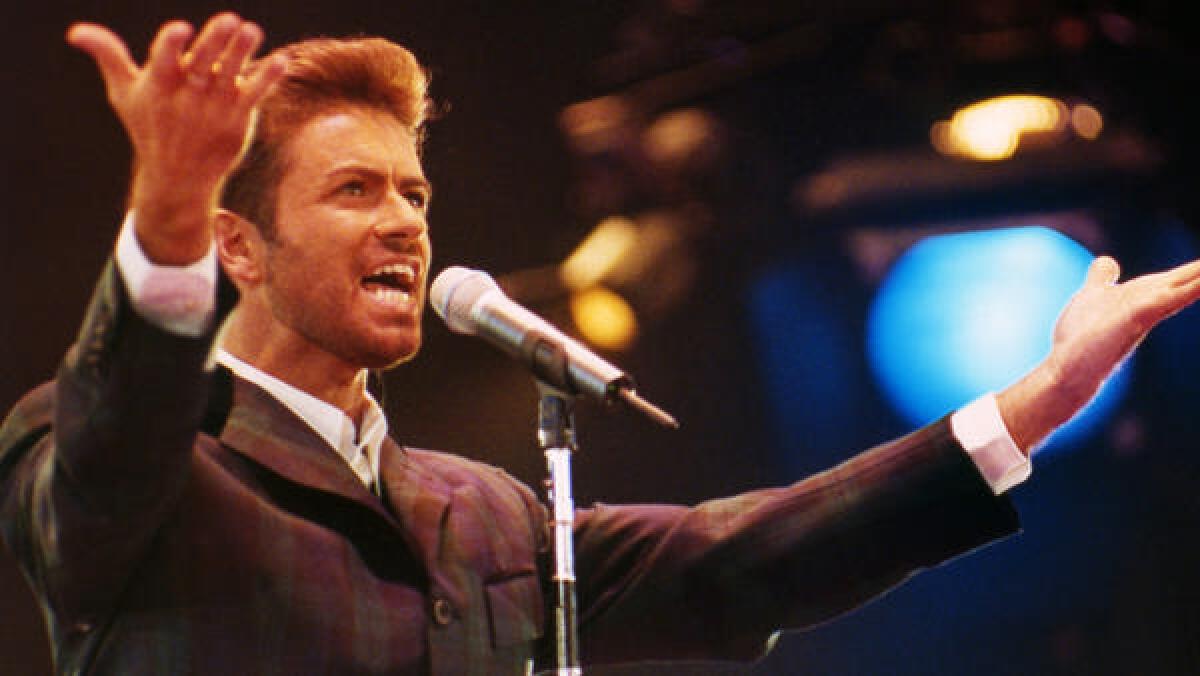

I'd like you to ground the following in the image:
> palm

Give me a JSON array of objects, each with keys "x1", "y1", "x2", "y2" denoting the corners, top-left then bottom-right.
[
  {"x1": 68, "y1": 15, "x2": 283, "y2": 188},
  {"x1": 1051, "y1": 256, "x2": 1200, "y2": 409},
  {"x1": 65, "y1": 13, "x2": 286, "y2": 264}
]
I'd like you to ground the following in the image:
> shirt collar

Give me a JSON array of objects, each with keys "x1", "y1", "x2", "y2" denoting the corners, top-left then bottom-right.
[{"x1": 216, "y1": 349, "x2": 387, "y2": 487}]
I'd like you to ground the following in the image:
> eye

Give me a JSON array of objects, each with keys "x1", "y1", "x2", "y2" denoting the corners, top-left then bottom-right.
[
  {"x1": 405, "y1": 189, "x2": 430, "y2": 210},
  {"x1": 337, "y1": 180, "x2": 368, "y2": 197}
]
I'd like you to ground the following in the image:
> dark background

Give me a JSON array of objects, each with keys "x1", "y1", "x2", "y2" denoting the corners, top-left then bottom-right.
[{"x1": 3, "y1": 1, "x2": 1199, "y2": 674}]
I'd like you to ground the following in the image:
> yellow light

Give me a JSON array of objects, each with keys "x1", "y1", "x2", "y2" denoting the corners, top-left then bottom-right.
[
  {"x1": 641, "y1": 108, "x2": 719, "y2": 171},
  {"x1": 559, "y1": 95, "x2": 631, "y2": 153},
  {"x1": 929, "y1": 120, "x2": 958, "y2": 156},
  {"x1": 951, "y1": 109, "x2": 1021, "y2": 160},
  {"x1": 1070, "y1": 103, "x2": 1104, "y2": 140},
  {"x1": 570, "y1": 287, "x2": 638, "y2": 351},
  {"x1": 560, "y1": 216, "x2": 639, "y2": 290},
  {"x1": 934, "y1": 94, "x2": 1068, "y2": 161}
]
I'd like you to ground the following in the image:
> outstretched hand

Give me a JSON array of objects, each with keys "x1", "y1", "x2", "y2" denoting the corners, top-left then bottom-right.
[
  {"x1": 67, "y1": 13, "x2": 286, "y2": 264},
  {"x1": 999, "y1": 255, "x2": 1200, "y2": 453}
]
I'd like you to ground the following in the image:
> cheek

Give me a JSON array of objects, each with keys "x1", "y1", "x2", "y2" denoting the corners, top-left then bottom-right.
[
  {"x1": 265, "y1": 245, "x2": 333, "y2": 300},
  {"x1": 269, "y1": 223, "x2": 345, "y2": 277}
]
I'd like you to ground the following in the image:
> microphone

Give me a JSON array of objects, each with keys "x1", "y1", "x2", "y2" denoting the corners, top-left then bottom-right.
[{"x1": 429, "y1": 266, "x2": 678, "y2": 429}]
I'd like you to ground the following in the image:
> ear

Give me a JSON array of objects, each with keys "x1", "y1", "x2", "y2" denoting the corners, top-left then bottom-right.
[{"x1": 214, "y1": 209, "x2": 264, "y2": 289}]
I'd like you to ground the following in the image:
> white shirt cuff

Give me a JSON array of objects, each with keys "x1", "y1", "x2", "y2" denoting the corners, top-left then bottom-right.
[
  {"x1": 951, "y1": 393, "x2": 1032, "y2": 494},
  {"x1": 114, "y1": 211, "x2": 218, "y2": 337}
]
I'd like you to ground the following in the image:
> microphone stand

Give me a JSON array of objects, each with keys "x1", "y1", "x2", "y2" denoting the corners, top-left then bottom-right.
[
  {"x1": 518, "y1": 325, "x2": 675, "y2": 674},
  {"x1": 537, "y1": 381, "x2": 582, "y2": 676}
]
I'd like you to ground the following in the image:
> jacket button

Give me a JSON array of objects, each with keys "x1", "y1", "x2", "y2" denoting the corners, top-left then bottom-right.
[{"x1": 432, "y1": 597, "x2": 455, "y2": 626}]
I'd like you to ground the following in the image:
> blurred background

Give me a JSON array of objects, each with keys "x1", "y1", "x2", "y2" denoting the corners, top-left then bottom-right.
[{"x1": 3, "y1": 1, "x2": 1198, "y2": 673}]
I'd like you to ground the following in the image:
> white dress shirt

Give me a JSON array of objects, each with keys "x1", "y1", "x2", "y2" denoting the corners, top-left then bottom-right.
[
  {"x1": 216, "y1": 349, "x2": 387, "y2": 487},
  {"x1": 113, "y1": 213, "x2": 1031, "y2": 493}
]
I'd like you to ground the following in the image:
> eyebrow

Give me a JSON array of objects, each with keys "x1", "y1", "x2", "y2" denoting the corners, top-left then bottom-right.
[
  {"x1": 326, "y1": 165, "x2": 434, "y2": 198},
  {"x1": 398, "y1": 175, "x2": 435, "y2": 201}
]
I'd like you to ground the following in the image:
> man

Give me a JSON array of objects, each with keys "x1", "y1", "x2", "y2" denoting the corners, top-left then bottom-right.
[{"x1": 2, "y1": 12, "x2": 1198, "y2": 675}]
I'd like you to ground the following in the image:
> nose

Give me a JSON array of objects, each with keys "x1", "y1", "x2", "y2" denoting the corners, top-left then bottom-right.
[{"x1": 373, "y1": 191, "x2": 427, "y2": 243}]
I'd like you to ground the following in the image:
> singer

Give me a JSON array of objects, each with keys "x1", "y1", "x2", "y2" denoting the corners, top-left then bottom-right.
[{"x1": 3, "y1": 12, "x2": 1199, "y2": 675}]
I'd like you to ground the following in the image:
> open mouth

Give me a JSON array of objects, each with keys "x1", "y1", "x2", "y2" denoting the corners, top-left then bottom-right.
[{"x1": 361, "y1": 262, "x2": 419, "y2": 306}]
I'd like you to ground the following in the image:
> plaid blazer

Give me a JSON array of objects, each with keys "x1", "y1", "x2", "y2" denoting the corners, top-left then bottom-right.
[{"x1": 1, "y1": 261, "x2": 1019, "y2": 675}]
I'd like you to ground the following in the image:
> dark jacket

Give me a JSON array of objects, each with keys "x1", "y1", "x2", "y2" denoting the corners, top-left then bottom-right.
[{"x1": 0, "y1": 262, "x2": 1020, "y2": 674}]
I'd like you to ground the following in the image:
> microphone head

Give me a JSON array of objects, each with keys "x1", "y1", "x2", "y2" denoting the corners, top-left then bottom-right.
[{"x1": 429, "y1": 266, "x2": 501, "y2": 334}]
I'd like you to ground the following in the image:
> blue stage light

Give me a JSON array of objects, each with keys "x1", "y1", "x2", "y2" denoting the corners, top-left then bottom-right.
[{"x1": 866, "y1": 226, "x2": 1131, "y2": 451}]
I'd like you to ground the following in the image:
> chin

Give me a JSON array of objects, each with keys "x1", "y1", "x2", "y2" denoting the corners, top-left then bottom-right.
[{"x1": 367, "y1": 336, "x2": 423, "y2": 371}]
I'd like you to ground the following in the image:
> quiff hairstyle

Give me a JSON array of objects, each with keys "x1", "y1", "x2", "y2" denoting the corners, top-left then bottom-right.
[{"x1": 221, "y1": 37, "x2": 431, "y2": 237}]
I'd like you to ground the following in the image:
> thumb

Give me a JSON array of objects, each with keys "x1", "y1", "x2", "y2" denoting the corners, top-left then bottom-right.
[
  {"x1": 66, "y1": 23, "x2": 137, "y2": 95},
  {"x1": 1085, "y1": 255, "x2": 1121, "y2": 288}
]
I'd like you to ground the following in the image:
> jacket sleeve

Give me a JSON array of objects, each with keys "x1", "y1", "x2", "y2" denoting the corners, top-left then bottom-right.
[
  {"x1": 0, "y1": 261, "x2": 220, "y2": 628},
  {"x1": 570, "y1": 417, "x2": 1020, "y2": 666}
]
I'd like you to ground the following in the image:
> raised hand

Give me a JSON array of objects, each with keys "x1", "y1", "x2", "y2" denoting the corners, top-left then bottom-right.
[
  {"x1": 999, "y1": 255, "x2": 1200, "y2": 452},
  {"x1": 67, "y1": 13, "x2": 287, "y2": 264}
]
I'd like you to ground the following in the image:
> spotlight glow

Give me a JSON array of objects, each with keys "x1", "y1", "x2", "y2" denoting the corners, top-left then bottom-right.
[
  {"x1": 867, "y1": 226, "x2": 1130, "y2": 450},
  {"x1": 560, "y1": 216, "x2": 639, "y2": 290},
  {"x1": 1070, "y1": 103, "x2": 1104, "y2": 140},
  {"x1": 570, "y1": 286, "x2": 638, "y2": 351},
  {"x1": 932, "y1": 95, "x2": 1068, "y2": 161}
]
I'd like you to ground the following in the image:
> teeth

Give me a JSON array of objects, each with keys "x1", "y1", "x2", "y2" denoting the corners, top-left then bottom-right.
[
  {"x1": 370, "y1": 263, "x2": 417, "y2": 284},
  {"x1": 369, "y1": 288, "x2": 412, "y2": 305}
]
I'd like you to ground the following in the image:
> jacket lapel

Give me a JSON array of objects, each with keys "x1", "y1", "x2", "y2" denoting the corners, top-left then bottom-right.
[
  {"x1": 219, "y1": 375, "x2": 397, "y2": 527},
  {"x1": 215, "y1": 373, "x2": 519, "y2": 645},
  {"x1": 218, "y1": 375, "x2": 453, "y2": 578}
]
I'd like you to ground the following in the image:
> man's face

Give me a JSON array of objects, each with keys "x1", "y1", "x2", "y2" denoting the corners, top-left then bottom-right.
[{"x1": 256, "y1": 106, "x2": 433, "y2": 370}]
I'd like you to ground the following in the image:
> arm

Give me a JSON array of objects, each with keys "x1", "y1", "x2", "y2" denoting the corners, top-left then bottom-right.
[
  {"x1": 570, "y1": 417, "x2": 1017, "y2": 665},
  {"x1": 569, "y1": 255, "x2": 1200, "y2": 666},
  {"x1": 0, "y1": 14, "x2": 285, "y2": 624}
]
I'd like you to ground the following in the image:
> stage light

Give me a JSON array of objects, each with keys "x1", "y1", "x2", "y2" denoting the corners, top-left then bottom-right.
[
  {"x1": 570, "y1": 287, "x2": 638, "y2": 351},
  {"x1": 560, "y1": 216, "x2": 639, "y2": 290},
  {"x1": 932, "y1": 95, "x2": 1068, "y2": 161},
  {"x1": 559, "y1": 95, "x2": 632, "y2": 154},
  {"x1": 641, "y1": 108, "x2": 723, "y2": 174},
  {"x1": 866, "y1": 226, "x2": 1131, "y2": 450},
  {"x1": 1070, "y1": 103, "x2": 1104, "y2": 140}
]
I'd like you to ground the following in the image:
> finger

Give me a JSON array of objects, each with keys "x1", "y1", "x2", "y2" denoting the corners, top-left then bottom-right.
[
  {"x1": 1135, "y1": 279, "x2": 1200, "y2": 332},
  {"x1": 66, "y1": 23, "x2": 138, "y2": 93},
  {"x1": 181, "y1": 13, "x2": 242, "y2": 83},
  {"x1": 214, "y1": 22, "x2": 264, "y2": 86},
  {"x1": 1122, "y1": 264, "x2": 1200, "y2": 332},
  {"x1": 1122, "y1": 259, "x2": 1200, "y2": 320},
  {"x1": 1086, "y1": 255, "x2": 1121, "y2": 288},
  {"x1": 236, "y1": 52, "x2": 288, "y2": 108},
  {"x1": 1164, "y1": 258, "x2": 1200, "y2": 289},
  {"x1": 146, "y1": 20, "x2": 196, "y2": 84},
  {"x1": 1164, "y1": 271, "x2": 1200, "y2": 311}
]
